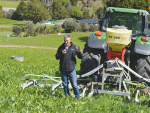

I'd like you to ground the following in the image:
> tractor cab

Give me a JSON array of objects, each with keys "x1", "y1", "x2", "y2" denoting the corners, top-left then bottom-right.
[{"x1": 101, "y1": 7, "x2": 149, "y2": 36}]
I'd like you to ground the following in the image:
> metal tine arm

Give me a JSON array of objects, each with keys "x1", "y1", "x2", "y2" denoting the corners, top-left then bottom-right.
[
  {"x1": 50, "y1": 81, "x2": 62, "y2": 94},
  {"x1": 22, "y1": 74, "x2": 61, "y2": 83},
  {"x1": 80, "y1": 83, "x2": 91, "y2": 97}
]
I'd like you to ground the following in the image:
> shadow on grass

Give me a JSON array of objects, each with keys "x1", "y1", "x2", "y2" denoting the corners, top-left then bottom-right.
[
  {"x1": 55, "y1": 71, "x2": 60, "y2": 77},
  {"x1": 78, "y1": 36, "x2": 88, "y2": 42},
  {"x1": 76, "y1": 70, "x2": 80, "y2": 75}
]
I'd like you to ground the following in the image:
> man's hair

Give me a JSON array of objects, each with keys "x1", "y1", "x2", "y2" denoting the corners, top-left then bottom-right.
[{"x1": 64, "y1": 35, "x2": 71, "y2": 40}]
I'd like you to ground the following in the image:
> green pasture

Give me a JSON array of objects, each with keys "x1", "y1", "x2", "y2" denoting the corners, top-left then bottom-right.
[
  {"x1": 0, "y1": 47, "x2": 150, "y2": 112},
  {"x1": 0, "y1": 32, "x2": 91, "y2": 49},
  {"x1": 0, "y1": 27, "x2": 12, "y2": 32},
  {"x1": 0, "y1": 18, "x2": 27, "y2": 27},
  {"x1": 0, "y1": 0, "x2": 27, "y2": 8},
  {"x1": 0, "y1": 18, "x2": 90, "y2": 49},
  {"x1": 0, "y1": 31, "x2": 12, "y2": 36}
]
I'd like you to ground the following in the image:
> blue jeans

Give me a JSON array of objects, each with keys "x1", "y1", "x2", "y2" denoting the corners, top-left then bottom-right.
[{"x1": 60, "y1": 69, "x2": 80, "y2": 99}]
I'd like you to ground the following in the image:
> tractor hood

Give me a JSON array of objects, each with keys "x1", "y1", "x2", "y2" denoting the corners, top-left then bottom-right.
[{"x1": 87, "y1": 33, "x2": 108, "y2": 53}]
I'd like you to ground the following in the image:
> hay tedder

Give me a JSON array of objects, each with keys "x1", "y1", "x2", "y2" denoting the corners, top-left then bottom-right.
[{"x1": 20, "y1": 7, "x2": 150, "y2": 103}]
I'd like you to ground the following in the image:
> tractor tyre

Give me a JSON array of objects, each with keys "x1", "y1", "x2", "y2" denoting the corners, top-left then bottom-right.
[
  {"x1": 80, "y1": 43, "x2": 104, "y2": 76},
  {"x1": 135, "y1": 54, "x2": 150, "y2": 86}
]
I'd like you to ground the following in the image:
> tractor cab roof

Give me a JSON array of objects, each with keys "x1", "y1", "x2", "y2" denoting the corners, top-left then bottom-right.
[{"x1": 107, "y1": 7, "x2": 149, "y2": 15}]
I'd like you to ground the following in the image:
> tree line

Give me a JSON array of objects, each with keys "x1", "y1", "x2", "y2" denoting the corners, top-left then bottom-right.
[
  {"x1": 0, "y1": 0, "x2": 104, "y2": 23},
  {"x1": 0, "y1": 0, "x2": 150, "y2": 23},
  {"x1": 12, "y1": 20, "x2": 99, "y2": 37}
]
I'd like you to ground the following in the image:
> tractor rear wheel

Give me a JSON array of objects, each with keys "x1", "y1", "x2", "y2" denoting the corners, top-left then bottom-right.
[
  {"x1": 80, "y1": 43, "x2": 104, "y2": 76},
  {"x1": 135, "y1": 54, "x2": 150, "y2": 86}
]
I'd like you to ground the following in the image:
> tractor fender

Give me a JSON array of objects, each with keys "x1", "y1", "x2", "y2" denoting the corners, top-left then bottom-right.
[
  {"x1": 87, "y1": 33, "x2": 108, "y2": 53},
  {"x1": 134, "y1": 42, "x2": 150, "y2": 55}
]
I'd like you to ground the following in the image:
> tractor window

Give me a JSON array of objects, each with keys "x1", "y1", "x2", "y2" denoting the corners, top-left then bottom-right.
[{"x1": 107, "y1": 12, "x2": 142, "y2": 34}]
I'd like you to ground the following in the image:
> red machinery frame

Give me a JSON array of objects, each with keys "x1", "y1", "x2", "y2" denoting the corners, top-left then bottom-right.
[{"x1": 106, "y1": 47, "x2": 125, "y2": 62}]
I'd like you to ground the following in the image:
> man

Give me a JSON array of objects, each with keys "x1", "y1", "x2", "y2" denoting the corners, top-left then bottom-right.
[{"x1": 55, "y1": 35, "x2": 82, "y2": 99}]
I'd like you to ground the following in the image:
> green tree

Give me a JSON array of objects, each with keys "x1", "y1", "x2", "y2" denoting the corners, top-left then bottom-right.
[
  {"x1": 62, "y1": 20, "x2": 78, "y2": 33},
  {"x1": 106, "y1": 0, "x2": 150, "y2": 11},
  {"x1": 60, "y1": 7, "x2": 70, "y2": 19},
  {"x1": 27, "y1": 0, "x2": 50, "y2": 24},
  {"x1": 102, "y1": 0, "x2": 107, "y2": 7},
  {"x1": 65, "y1": 1, "x2": 72, "y2": 15},
  {"x1": 134, "y1": 0, "x2": 148, "y2": 10},
  {"x1": 51, "y1": 25, "x2": 62, "y2": 34},
  {"x1": 39, "y1": 25, "x2": 46, "y2": 35},
  {"x1": 50, "y1": 1, "x2": 70, "y2": 19},
  {"x1": 70, "y1": 0, "x2": 78, "y2": 6},
  {"x1": 71, "y1": 6, "x2": 83, "y2": 19},
  {"x1": 92, "y1": 1, "x2": 103, "y2": 12},
  {"x1": 13, "y1": 0, "x2": 28, "y2": 20},
  {"x1": 106, "y1": 0, "x2": 123, "y2": 7},
  {"x1": 58, "y1": 0, "x2": 68, "y2": 6},
  {"x1": 87, "y1": 0, "x2": 94, "y2": 7},
  {"x1": 25, "y1": 21, "x2": 35, "y2": 36},
  {"x1": 76, "y1": 1, "x2": 84, "y2": 11},
  {"x1": 83, "y1": 7, "x2": 95, "y2": 19},
  {"x1": 87, "y1": 7, "x2": 96, "y2": 18},
  {"x1": 79, "y1": 22, "x2": 90, "y2": 32},
  {"x1": 83, "y1": 8, "x2": 90, "y2": 19},
  {"x1": 12, "y1": 25, "x2": 22, "y2": 37},
  {"x1": 96, "y1": 7, "x2": 105, "y2": 19}
]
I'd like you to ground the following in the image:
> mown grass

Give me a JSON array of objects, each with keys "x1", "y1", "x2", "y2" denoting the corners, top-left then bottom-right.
[
  {"x1": 0, "y1": 18, "x2": 27, "y2": 26},
  {"x1": 0, "y1": 32, "x2": 91, "y2": 49},
  {"x1": 0, "y1": 27, "x2": 12, "y2": 31},
  {"x1": 0, "y1": 31, "x2": 12, "y2": 36},
  {"x1": 0, "y1": 0, "x2": 27, "y2": 8},
  {"x1": 0, "y1": 47, "x2": 150, "y2": 112}
]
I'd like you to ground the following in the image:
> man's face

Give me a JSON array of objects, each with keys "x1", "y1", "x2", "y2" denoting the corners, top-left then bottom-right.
[{"x1": 64, "y1": 38, "x2": 71, "y2": 47}]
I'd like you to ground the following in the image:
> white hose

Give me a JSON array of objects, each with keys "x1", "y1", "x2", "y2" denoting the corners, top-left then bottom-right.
[
  {"x1": 118, "y1": 60, "x2": 150, "y2": 83},
  {"x1": 81, "y1": 64, "x2": 103, "y2": 78}
]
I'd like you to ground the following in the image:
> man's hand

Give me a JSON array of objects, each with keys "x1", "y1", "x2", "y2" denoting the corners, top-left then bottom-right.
[
  {"x1": 62, "y1": 49, "x2": 67, "y2": 54},
  {"x1": 77, "y1": 46, "x2": 81, "y2": 52}
]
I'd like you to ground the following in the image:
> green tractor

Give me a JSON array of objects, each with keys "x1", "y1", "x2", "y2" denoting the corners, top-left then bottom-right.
[{"x1": 80, "y1": 7, "x2": 150, "y2": 86}]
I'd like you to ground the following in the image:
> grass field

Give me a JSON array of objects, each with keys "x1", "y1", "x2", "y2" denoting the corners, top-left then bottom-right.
[
  {"x1": 0, "y1": 32, "x2": 91, "y2": 49},
  {"x1": 0, "y1": 0, "x2": 27, "y2": 8},
  {"x1": 0, "y1": 18, "x2": 27, "y2": 27},
  {"x1": 0, "y1": 47, "x2": 150, "y2": 112},
  {"x1": 0, "y1": 17, "x2": 150, "y2": 112}
]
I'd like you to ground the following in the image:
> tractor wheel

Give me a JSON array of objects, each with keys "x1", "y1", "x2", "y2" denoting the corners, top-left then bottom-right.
[
  {"x1": 135, "y1": 54, "x2": 150, "y2": 86},
  {"x1": 80, "y1": 43, "x2": 103, "y2": 76}
]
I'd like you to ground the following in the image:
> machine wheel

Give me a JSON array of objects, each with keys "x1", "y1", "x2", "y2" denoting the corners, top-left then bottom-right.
[
  {"x1": 135, "y1": 54, "x2": 150, "y2": 86},
  {"x1": 80, "y1": 43, "x2": 104, "y2": 76}
]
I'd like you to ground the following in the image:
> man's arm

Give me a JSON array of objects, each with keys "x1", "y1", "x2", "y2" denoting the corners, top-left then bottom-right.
[{"x1": 55, "y1": 47, "x2": 64, "y2": 60}]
